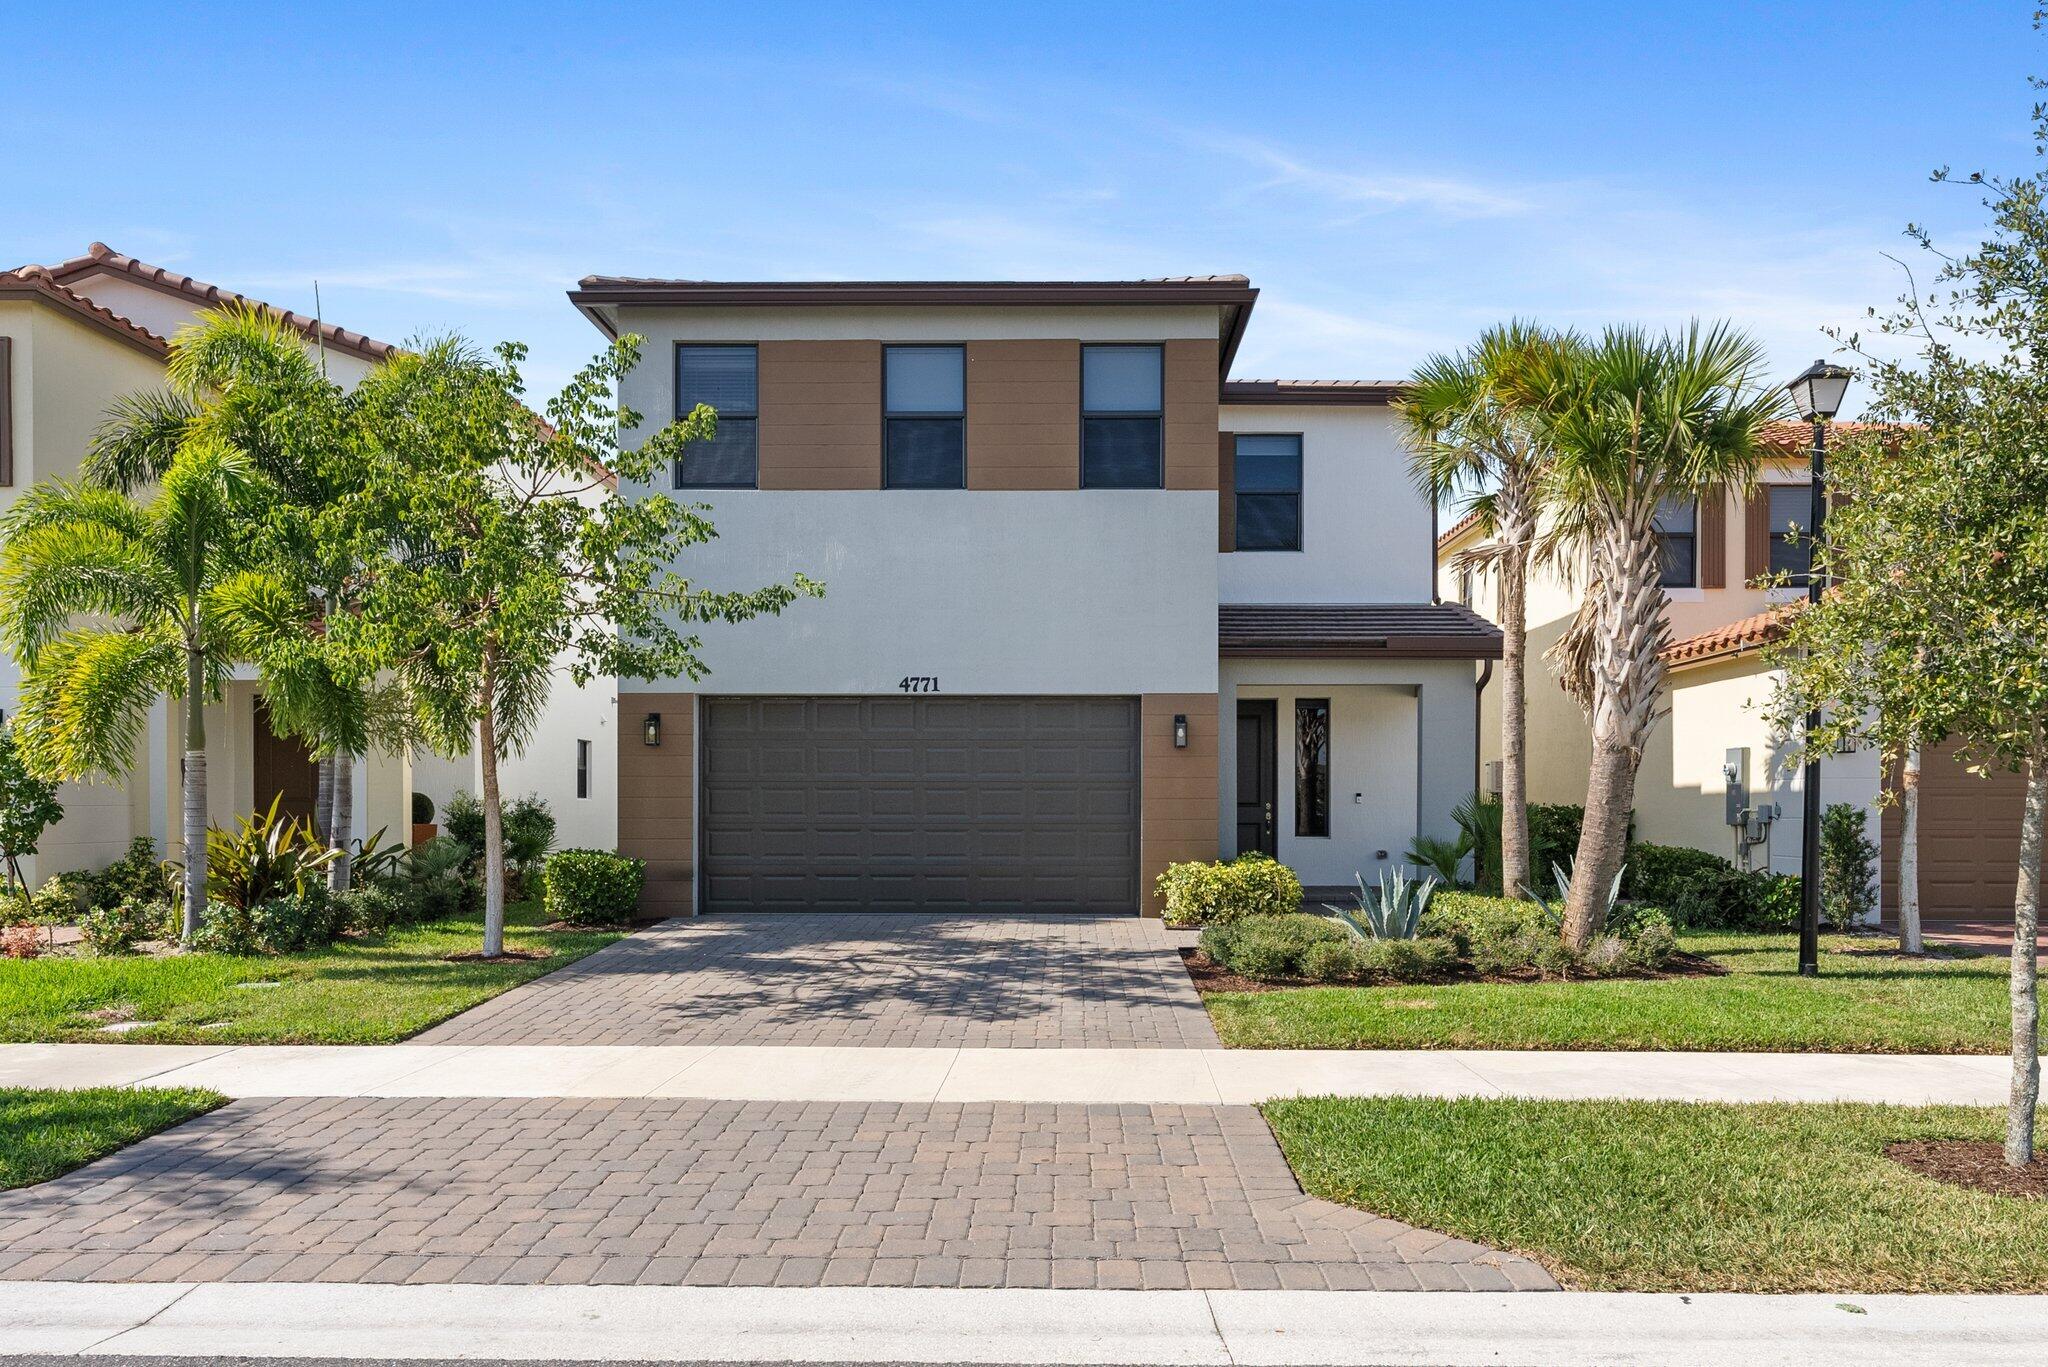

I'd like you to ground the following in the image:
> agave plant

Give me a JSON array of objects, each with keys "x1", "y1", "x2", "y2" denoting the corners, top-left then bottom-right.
[
  {"x1": 201, "y1": 795, "x2": 339, "y2": 911},
  {"x1": 1327, "y1": 867, "x2": 1440, "y2": 941},
  {"x1": 1524, "y1": 858, "x2": 1625, "y2": 930}
]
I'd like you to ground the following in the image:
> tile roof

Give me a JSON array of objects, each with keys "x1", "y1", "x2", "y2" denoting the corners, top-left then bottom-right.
[
  {"x1": 1437, "y1": 507, "x2": 1487, "y2": 548},
  {"x1": 1221, "y1": 379, "x2": 1406, "y2": 405},
  {"x1": 1219, "y1": 602, "x2": 1503, "y2": 659},
  {"x1": 38, "y1": 242, "x2": 399, "y2": 363},
  {"x1": 0, "y1": 265, "x2": 169, "y2": 356},
  {"x1": 1660, "y1": 604, "x2": 1798, "y2": 668}
]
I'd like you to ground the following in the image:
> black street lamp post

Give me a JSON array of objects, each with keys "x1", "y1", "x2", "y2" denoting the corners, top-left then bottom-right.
[{"x1": 1784, "y1": 360, "x2": 1853, "y2": 978}]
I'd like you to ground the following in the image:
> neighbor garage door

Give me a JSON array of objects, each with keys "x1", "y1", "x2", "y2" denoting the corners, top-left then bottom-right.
[
  {"x1": 1882, "y1": 737, "x2": 2048, "y2": 921},
  {"x1": 700, "y1": 696, "x2": 1140, "y2": 913}
]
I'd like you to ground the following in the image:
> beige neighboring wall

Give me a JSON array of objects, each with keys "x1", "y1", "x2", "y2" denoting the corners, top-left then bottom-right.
[
  {"x1": 966, "y1": 339, "x2": 1078, "y2": 489},
  {"x1": 758, "y1": 341, "x2": 882, "y2": 489},
  {"x1": 1141, "y1": 693, "x2": 1218, "y2": 916},
  {"x1": 619, "y1": 692, "x2": 695, "y2": 919},
  {"x1": 1163, "y1": 339, "x2": 1219, "y2": 490}
]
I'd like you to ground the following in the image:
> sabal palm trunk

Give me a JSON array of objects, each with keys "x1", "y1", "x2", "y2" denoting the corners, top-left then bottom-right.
[
  {"x1": 314, "y1": 756, "x2": 334, "y2": 847},
  {"x1": 1563, "y1": 519, "x2": 1666, "y2": 949},
  {"x1": 180, "y1": 644, "x2": 207, "y2": 943},
  {"x1": 2007, "y1": 737, "x2": 2044, "y2": 1168},
  {"x1": 478, "y1": 643, "x2": 507, "y2": 958},
  {"x1": 1899, "y1": 743, "x2": 1923, "y2": 955},
  {"x1": 1497, "y1": 504, "x2": 1533, "y2": 899},
  {"x1": 328, "y1": 751, "x2": 354, "y2": 892}
]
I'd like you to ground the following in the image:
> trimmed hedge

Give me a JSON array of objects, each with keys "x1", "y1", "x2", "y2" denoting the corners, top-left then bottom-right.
[
  {"x1": 543, "y1": 849, "x2": 646, "y2": 925},
  {"x1": 1200, "y1": 914, "x2": 1459, "y2": 984},
  {"x1": 1157, "y1": 853, "x2": 1303, "y2": 926}
]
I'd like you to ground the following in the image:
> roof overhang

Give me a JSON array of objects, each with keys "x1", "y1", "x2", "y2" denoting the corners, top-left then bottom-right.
[
  {"x1": 0, "y1": 273, "x2": 167, "y2": 359},
  {"x1": 1219, "y1": 603, "x2": 1503, "y2": 661},
  {"x1": 1220, "y1": 379, "x2": 1406, "y2": 406},
  {"x1": 568, "y1": 276, "x2": 1260, "y2": 374}
]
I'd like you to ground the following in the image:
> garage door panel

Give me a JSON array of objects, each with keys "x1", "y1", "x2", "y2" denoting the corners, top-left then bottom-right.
[{"x1": 701, "y1": 695, "x2": 1139, "y2": 913}]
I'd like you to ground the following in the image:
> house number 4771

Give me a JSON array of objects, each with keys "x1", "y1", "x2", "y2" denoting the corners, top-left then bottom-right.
[{"x1": 898, "y1": 676, "x2": 940, "y2": 693}]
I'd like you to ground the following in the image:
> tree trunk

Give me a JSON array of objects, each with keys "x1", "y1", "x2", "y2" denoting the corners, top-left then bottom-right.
[
  {"x1": 478, "y1": 645, "x2": 507, "y2": 958},
  {"x1": 1566, "y1": 738, "x2": 1638, "y2": 947},
  {"x1": 2006, "y1": 741, "x2": 2043, "y2": 1169},
  {"x1": 328, "y1": 751, "x2": 354, "y2": 893},
  {"x1": 313, "y1": 754, "x2": 334, "y2": 847},
  {"x1": 1499, "y1": 541, "x2": 1531, "y2": 899},
  {"x1": 1899, "y1": 743, "x2": 1923, "y2": 955},
  {"x1": 180, "y1": 646, "x2": 208, "y2": 944}
]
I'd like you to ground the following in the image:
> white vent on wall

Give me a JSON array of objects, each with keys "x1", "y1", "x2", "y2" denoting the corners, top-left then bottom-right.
[{"x1": 1483, "y1": 760, "x2": 1503, "y2": 796}]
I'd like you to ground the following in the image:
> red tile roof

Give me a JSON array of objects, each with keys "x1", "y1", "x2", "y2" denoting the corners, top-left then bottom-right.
[
  {"x1": 39, "y1": 243, "x2": 399, "y2": 363},
  {"x1": 1436, "y1": 507, "x2": 1487, "y2": 549},
  {"x1": 1661, "y1": 604, "x2": 1799, "y2": 668},
  {"x1": 0, "y1": 265, "x2": 169, "y2": 356}
]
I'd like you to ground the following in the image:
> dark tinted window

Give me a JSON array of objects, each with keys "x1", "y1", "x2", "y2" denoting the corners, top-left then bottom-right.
[
  {"x1": 1082, "y1": 345, "x2": 1162, "y2": 488},
  {"x1": 1234, "y1": 435, "x2": 1302, "y2": 551},
  {"x1": 1654, "y1": 496, "x2": 1696, "y2": 588},
  {"x1": 1295, "y1": 699, "x2": 1330, "y2": 838},
  {"x1": 1768, "y1": 484, "x2": 1811, "y2": 582},
  {"x1": 675, "y1": 345, "x2": 758, "y2": 488},
  {"x1": 885, "y1": 347, "x2": 965, "y2": 488}
]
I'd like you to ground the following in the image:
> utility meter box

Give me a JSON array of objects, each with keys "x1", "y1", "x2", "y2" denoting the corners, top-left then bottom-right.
[{"x1": 1723, "y1": 747, "x2": 1749, "y2": 827}]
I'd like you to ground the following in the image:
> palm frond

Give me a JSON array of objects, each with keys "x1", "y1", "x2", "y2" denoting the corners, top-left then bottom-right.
[
  {"x1": 86, "y1": 390, "x2": 199, "y2": 492},
  {"x1": 0, "y1": 516, "x2": 179, "y2": 661},
  {"x1": 13, "y1": 626, "x2": 182, "y2": 780}
]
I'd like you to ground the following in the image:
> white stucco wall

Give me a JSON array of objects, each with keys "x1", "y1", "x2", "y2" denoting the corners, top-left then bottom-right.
[
  {"x1": 1217, "y1": 404, "x2": 1435, "y2": 606},
  {"x1": 59, "y1": 272, "x2": 379, "y2": 388},
  {"x1": 623, "y1": 490, "x2": 1219, "y2": 698}
]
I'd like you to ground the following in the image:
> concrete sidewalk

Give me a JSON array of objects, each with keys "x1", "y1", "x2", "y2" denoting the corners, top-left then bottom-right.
[
  {"x1": 9, "y1": 1281, "x2": 2048, "y2": 1364},
  {"x1": 0, "y1": 1041, "x2": 2009, "y2": 1105}
]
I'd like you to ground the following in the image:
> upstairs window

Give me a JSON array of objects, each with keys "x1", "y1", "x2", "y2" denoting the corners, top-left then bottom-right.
[
  {"x1": 1768, "y1": 484, "x2": 1812, "y2": 584},
  {"x1": 1233, "y1": 434, "x2": 1302, "y2": 550},
  {"x1": 674, "y1": 345, "x2": 758, "y2": 488},
  {"x1": 1081, "y1": 344, "x2": 1162, "y2": 488},
  {"x1": 1654, "y1": 496, "x2": 1697, "y2": 588},
  {"x1": 884, "y1": 346, "x2": 966, "y2": 488}
]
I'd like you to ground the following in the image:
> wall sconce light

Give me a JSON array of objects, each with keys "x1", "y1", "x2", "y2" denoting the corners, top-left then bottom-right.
[
  {"x1": 1173, "y1": 714, "x2": 1188, "y2": 749},
  {"x1": 643, "y1": 712, "x2": 662, "y2": 747}
]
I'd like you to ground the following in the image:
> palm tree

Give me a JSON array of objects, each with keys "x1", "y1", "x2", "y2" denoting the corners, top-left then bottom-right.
[
  {"x1": 0, "y1": 441, "x2": 262, "y2": 939},
  {"x1": 1400, "y1": 322, "x2": 1571, "y2": 899},
  {"x1": 1520, "y1": 323, "x2": 1790, "y2": 948}
]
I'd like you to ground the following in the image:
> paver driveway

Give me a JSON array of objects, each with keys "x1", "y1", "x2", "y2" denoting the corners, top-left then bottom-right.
[{"x1": 416, "y1": 912, "x2": 1219, "y2": 1049}]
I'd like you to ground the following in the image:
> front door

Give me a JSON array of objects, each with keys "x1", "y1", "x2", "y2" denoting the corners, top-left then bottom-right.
[
  {"x1": 1236, "y1": 699, "x2": 1278, "y2": 857},
  {"x1": 253, "y1": 699, "x2": 320, "y2": 828}
]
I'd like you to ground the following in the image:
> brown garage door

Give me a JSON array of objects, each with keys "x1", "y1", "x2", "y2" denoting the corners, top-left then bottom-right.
[
  {"x1": 1882, "y1": 737, "x2": 2047, "y2": 922},
  {"x1": 700, "y1": 696, "x2": 1140, "y2": 913}
]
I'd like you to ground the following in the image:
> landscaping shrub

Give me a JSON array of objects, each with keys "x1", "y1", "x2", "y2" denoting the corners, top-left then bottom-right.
[
  {"x1": 80, "y1": 897, "x2": 170, "y2": 956},
  {"x1": 1201, "y1": 913, "x2": 1347, "y2": 978},
  {"x1": 401, "y1": 836, "x2": 478, "y2": 923},
  {"x1": 412, "y1": 791, "x2": 435, "y2": 825},
  {"x1": 503, "y1": 795, "x2": 557, "y2": 889},
  {"x1": 542, "y1": 849, "x2": 646, "y2": 925},
  {"x1": 1158, "y1": 853, "x2": 1303, "y2": 926},
  {"x1": 249, "y1": 889, "x2": 341, "y2": 953},
  {"x1": 1752, "y1": 873, "x2": 1802, "y2": 929},
  {"x1": 1454, "y1": 793, "x2": 1503, "y2": 895},
  {"x1": 1420, "y1": 891, "x2": 1550, "y2": 955},
  {"x1": 1624, "y1": 842, "x2": 1736, "y2": 907},
  {"x1": 84, "y1": 838, "x2": 172, "y2": 912},
  {"x1": 1525, "y1": 804, "x2": 1586, "y2": 895},
  {"x1": 2, "y1": 924, "x2": 44, "y2": 958},
  {"x1": 2, "y1": 881, "x2": 75, "y2": 928},
  {"x1": 334, "y1": 884, "x2": 407, "y2": 936},
  {"x1": 204, "y1": 800, "x2": 338, "y2": 911},
  {"x1": 444, "y1": 792, "x2": 485, "y2": 851},
  {"x1": 1821, "y1": 803, "x2": 1878, "y2": 929}
]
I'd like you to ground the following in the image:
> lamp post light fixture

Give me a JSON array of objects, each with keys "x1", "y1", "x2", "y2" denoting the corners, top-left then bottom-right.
[
  {"x1": 1785, "y1": 359, "x2": 1853, "y2": 978},
  {"x1": 642, "y1": 712, "x2": 663, "y2": 748}
]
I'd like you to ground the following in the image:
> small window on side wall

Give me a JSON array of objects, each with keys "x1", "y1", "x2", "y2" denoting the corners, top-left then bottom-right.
[
  {"x1": 1767, "y1": 484, "x2": 1812, "y2": 584},
  {"x1": 1295, "y1": 699, "x2": 1330, "y2": 838},
  {"x1": 674, "y1": 345, "x2": 758, "y2": 488},
  {"x1": 1081, "y1": 344, "x2": 1162, "y2": 488},
  {"x1": 885, "y1": 346, "x2": 965, "y2": 488},
  {"x1": 576, "y1": 739, "x2": 591, "y2": 800},
  {"x1": 1654, "y1": 496, "x2": 1697, "y2": 588},
  {"x1": 1234, "y1": 434, "x2": 1302, "y2": 550}
]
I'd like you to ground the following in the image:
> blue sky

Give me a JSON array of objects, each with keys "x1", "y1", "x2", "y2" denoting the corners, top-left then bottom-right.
[{"x1": 3, "y1": 1, "x2": 2036, "y2": 405}]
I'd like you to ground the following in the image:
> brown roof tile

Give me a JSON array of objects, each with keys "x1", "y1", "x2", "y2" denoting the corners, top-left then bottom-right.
[
  {"x1": 1661, "y1": 604, "x2": 1799, "y2": 668},
  {"x1": 0, "y1": 265, "x2": 168, "y2": 357},
  {"x1": 1219, "y1": 602, "x2": 1502, "y2": 659},
  {"x1": 41, "y1": 242, "x2": 399, "y2": 363},
  {"x1": 1221, "y1": 379, "x2": 1406, "y2": 406}
]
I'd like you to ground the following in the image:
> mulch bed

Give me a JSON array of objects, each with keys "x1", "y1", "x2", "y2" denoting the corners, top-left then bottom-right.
[
  {"x1": 443, "y1": 947, "x2": 553, "y2": 963},
  {"x1": 1886, "y1": 1140, "x2": 2048, "y2": 1198},
  {"x1": 1178, "y1": 945, "x2": 1724, "y2": 994}
]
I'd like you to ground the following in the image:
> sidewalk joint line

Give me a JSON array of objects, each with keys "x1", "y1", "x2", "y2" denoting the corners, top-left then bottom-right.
[{"x1": 74, "y1": 1280, "x2": 199, "y2": 1355}]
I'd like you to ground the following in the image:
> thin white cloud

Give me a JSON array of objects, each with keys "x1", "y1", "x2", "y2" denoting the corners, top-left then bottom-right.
[{"x1": 1209, "y1": 135, "x2": 1535, "y2": 219}]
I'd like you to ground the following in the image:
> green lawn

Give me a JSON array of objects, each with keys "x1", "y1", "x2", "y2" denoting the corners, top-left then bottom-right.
[
  {"x1": 0, "y1": 1086, "x2": 224, "y2": 1188},
  {"x1": 0, "y1": 904, "x2": 619, "y2": 1044},
  {"x1": 1205, "y1": 932, "x2": 2009, "y2": 1052},
  {"x1": 1264, "y1": 1096, "x2": 2045, "y2": 1292}
]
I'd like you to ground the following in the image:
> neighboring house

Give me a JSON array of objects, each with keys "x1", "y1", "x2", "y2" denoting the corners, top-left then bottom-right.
[
  {"x1": 1436, "y1": 421, "x2": 2048, "y2": 925},
  {"x1": 569, "y1": 275, "x2": 1500, "y2": 917}
]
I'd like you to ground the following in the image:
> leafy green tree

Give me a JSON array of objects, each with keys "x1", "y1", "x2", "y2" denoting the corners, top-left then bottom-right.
[
  {"x1": 338, "y1": 334, "x2": 821, "y2": 957},
  {"x1": 1517, "y1": 324, "x2": 1789, "y2": 949},
  {"x1": 1771, "y1": 97, "x2": 2048, "y2": 1159},
  {"x1": 1401, "y1": 322, "x2": 1572, "y2": 899},
  {"x1": 0, "y1": 442, "x2": 261, "y2": 939},
  {"x1": 0, "y1": 721, "x2": 62, "y2": 896}
]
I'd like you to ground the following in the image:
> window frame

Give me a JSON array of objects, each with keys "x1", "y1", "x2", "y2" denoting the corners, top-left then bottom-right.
[
  {"x1": 575, "y1": 739, "x2": 592, "y2": 800},
  {"x1": 1294, "y1": 697, "x2": 1331, "y2": 839},
  {"x1": 1653, "y1": 495, "x2": 1699, "y2": 589},
  {"x1": 881, "y1": 343, "x2": 968, "y2": 490},
  {"x1": 1079, "y1": 342, "x2": 1165, "y2": 489},
  {"x1": 673, "y1": 342, "x2": 760, "y2": 490},
  {"x1": 1767, "y1": 483, "x2": 1813, "y2": 585},
  {"x1": 1231, "y1": 432, "x2": 1304, "y2": 552}
]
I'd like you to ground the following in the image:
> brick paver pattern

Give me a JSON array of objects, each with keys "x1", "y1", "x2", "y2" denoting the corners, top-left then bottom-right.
[
  {"x1": 0, "y1": 1096, "x2": 1553, "y2": 1291},
  {"x1": 415, "y1": 913, "x2": 1220, "y2": 1049}
]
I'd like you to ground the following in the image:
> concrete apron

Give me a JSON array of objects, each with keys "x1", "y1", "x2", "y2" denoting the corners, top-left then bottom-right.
[
  {"x1": 0, "y1": 1042, "x2": 2011, "y2": 1105},
  {"x1": 9, "y1": 1282, "x2": 2047, "y2": 1365}
]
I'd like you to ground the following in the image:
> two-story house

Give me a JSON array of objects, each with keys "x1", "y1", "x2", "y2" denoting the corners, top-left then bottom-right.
[{"x1": 569, "y1": 274, "x2": 1500, "y2": 917}]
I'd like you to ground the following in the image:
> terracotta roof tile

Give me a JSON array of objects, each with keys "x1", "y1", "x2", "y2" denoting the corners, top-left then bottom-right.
[
  {"x1": 1661, "y1": 604, "x2": 1799, "y2": 668},
  {"x1": 1437, "y1": 507, "x2": 1488, "y2": 549},
  {"x1": 0, "y1": 265, "x2": 168, "y2": 356},
  {"x1": 41, "y1": 242, "x2": 399, "y2": 363}
]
